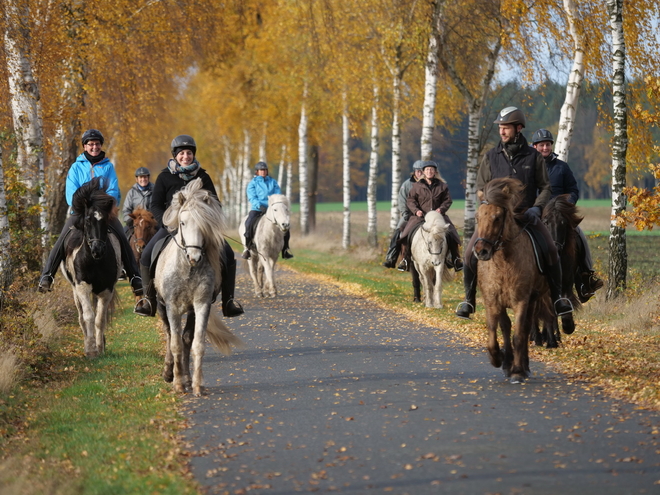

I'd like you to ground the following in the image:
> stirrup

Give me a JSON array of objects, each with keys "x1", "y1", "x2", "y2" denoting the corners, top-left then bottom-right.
[
  {"x1": 134, "y1": 297, "x2": 155, "y2": 317},
  {"x1": 455, "y1": 301, "x2": 475, "y2": 320},
  {"x1": 129, "y1": 275, "x2": 143, "y2": 296},
  {"x1": 223, "y1": 298, "x2": 244, "y2": 317},
  {"x1": 554, "y1": 297, "x2": 574, "y2": 316},
  {"x1": 38, "y1": 275, "x2": 54, "y2": 293},
  {"x1": 241, "y1": 249, "x2": 251, "y2": 260},
  {"x1": 397, "y1": 259, "x2": 408, "y2": 272}
]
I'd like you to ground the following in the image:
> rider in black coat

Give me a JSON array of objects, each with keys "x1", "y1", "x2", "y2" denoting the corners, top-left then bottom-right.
[{"x1": 134, "y1": 135, "x2": 244, "y2": 318}]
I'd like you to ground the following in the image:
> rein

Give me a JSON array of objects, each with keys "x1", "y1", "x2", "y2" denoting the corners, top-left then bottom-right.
[
  {"x1": 474, "y1": 200, "x2": 507, "y2": 252},
  {"x1": 173, "y1": 223, "x2": 205, "y2": 257},
  {"x1": 419, "y1": 224, "x2": 444, "y2": 256},
  {"x1": 265, "y1": 202, "x2": 288, "y2": 230}
]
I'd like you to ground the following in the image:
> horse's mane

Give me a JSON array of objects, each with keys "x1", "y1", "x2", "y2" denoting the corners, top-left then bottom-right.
[
  {"x1": 130, "y1": 206, "x2": 157, "y2": 225},
  {"x1": 423, "y1": 210, "x2": 447, "y2": 233},
  {"x1": 71, "y1": 178, "x2": 117, "y2": 229},
  {"x1": 481, "y1": 178, "x2": 524, "y2": 211},
  {"x1": 268, "y1": 194, "x2": 289, "y2": 207},
  {"x1": 543, "y1": 195, "x2": 583, "y2": 229},
  {"x1": 163, "y1": 178, "x2": 226, "y2": 276}
]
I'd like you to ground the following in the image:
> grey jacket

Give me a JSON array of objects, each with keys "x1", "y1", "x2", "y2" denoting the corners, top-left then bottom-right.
[{"x1": 122, "y1": 182, "x2": 153, "y2": 225}]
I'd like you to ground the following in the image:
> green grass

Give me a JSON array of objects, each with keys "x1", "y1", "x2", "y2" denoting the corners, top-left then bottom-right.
[{"x1": 1, "y1": 290, "x2": 198, "y2": 495}]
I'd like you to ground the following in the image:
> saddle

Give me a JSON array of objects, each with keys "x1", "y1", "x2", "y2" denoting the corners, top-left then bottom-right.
[
  {"x1": 515, "y1": 218, "x2": 552, "y2": 274},
  {"x1": 245, "y1": 211, "x2": 265, "y2": 247},
  {"x1": 148, "y1": 234, "x2": 173, "y2": 277}
]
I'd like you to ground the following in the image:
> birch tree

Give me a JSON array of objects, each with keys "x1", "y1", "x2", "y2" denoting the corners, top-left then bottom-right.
[
  {"x1": 366, "y1": 85, "x2": 380, "y2": 247},
  {"x1": 298, "y1": 85, "x2": 310, "y2": 235},
  {"x1": 606, "y1": 0, "x2": 627, "y2": 298},
  {"x1": 0, "y1": 149, "x2": 12, "y2": 291},
  {"x1": 342, "y1": 92, "x2": 352, "y2": 249}
]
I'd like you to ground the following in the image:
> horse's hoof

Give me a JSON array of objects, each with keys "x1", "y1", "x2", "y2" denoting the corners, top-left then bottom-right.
[
  {"x1": 501, "y1": 367, "x2": 512, "y2": 378},
  {"x1": 174, "y1": 383, "x2": 185, "y2": 394},
  {"x1": 547, "y1": 341, "x2": 559, "y2": 349},
  {"x1": 192, "y1": 386, "x2": 205, "y2": 397},
  {"x1": 413, "y1": 298, "x2": 421, "y2": 303},
  {"x1": 561, "y1": 317, "x2": 575, "y2": 335},
  {"x1": 510, "y1": 375, "x2": 525, "y2": 384}
]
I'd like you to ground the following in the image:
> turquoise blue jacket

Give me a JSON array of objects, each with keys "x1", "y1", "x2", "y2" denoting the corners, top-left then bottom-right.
[
  {"x1": 65, "y1": 153, "x2": 121, "y2": 208},
  {"x1": 247, "y1": 175, "x2": 281, "y2": 211}
]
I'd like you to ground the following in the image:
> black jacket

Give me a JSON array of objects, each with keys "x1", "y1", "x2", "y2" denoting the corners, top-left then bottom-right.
[
  {"x1": 546, "y1": 153, "x2": 579, "y2": 204},
  {"x1": 151, "y1": 167, "x2": 216, "y2": 228}
]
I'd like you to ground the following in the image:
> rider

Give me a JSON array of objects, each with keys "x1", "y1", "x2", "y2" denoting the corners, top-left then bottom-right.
[
  {"x1": 396, "y1": 161, "x2": 462, "y2": 273},
  {"x1": 382, "y1": 160, "x2": 425, "y2": 268},
  {"x1": 37, "y1": 129, "x2": 143, "y2": 296},
  {"x1": 122, "y1": 166, "x2": 153, "y2": 235},
  {"x1": 455, "y1": 107, "x2": 573, "y2": 319},
  {"x1": 134, "y1": 135, "x2": 244, "y2": 318},
  {"x1": 242, "y1": 161, "x2": 293, "y2": 260},
  {"x1": 532, "y1": 128, "x2": 604, "y2": 302}
]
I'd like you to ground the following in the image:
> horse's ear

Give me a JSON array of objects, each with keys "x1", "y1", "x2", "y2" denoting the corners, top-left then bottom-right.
[
  {"x1": 477, "y1": 190, "x2": 484, "y2": 202},
  {"x1": 502, "y1": 185, "x2": 510, "y2": 195}
]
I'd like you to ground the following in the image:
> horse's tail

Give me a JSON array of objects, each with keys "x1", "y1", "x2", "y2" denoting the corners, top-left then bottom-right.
[
  {"x1": 442, "y1": 265, "x2": 455, "y2": 283},
  {"x1": 206, "y1": 311, "x2": 243, "y2": 355}
]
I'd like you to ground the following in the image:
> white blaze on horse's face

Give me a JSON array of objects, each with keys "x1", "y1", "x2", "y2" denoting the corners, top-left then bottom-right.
[
  {"x1": 270, "y1": 202, "x2": 290, "y2": 232},
  {"x1": 422, "y1": 224, "x2": 444, "y2": 266},
  {"x1": 179, "y1": 209, "x2": 204, "y2": 266},
  {"x1": 94, "y1": 211, "x2": 103, "y2": 221}
]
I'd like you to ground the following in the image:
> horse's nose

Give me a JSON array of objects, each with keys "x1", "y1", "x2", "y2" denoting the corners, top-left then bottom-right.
[
  {"x1": 282, "y1": 223, "x2": 289, "y2": 231},
  {"x1": 432, "y1": 259, "x2": 441, "y2": 266}
]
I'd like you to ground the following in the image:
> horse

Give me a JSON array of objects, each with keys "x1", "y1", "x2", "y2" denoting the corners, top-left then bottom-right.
[
  {"x1": 238, "y1": 194, "x2": 291, "y2": 298},
  {"x1": 408, "y1": 211, "x2": 453, "y2": 308},
  {"x1": 128, "y1": 207, "x2": 157, "y2": 265},
  {"x1": 154, "y1": 178, "x2": 242, "y2": 396},
  {"x1": 473, "y1": 177, "x2": 550, "y2": 384},
  {"x1": 531, "y1": 195, "x2": 583, "y2": 348},
  {"x1": 61, "y1": 178, "x2": 121, "y2": 358}
]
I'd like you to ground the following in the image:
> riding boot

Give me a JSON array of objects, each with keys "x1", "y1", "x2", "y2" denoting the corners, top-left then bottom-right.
[
  {"x1": 445, "y1": 233, "x2": 463, "y2": 272},
  {"x1": 397, "y1": 244, "x2": 409, "y2": 272},
  {"x1": 221, "y1": 259, "x2": 245, "y2": 317},
  {"x1": 281, "y1": 231, "x2": 294, "y2": 259},
  {"x1": 455, "y1": 254, "x2": 477, "y2": 319},
  {"x1": 574, "y1": 228, "x2": 603, "y2": 302},
  {"x1": 242, "y1": 235, "x2": 252, "y2": 260},
  {"x1": 38, "y1": 225, "x2": 74, "y2": 292},
  {"x1": 134, "y1": 265, "x2": 157, "y2": 317},
  {"x1": 383, "y1": 229, "x2": 401, "y2": 268},
  {"x1": 546, "y1": 261, "x2": 573, "y2": 316}
]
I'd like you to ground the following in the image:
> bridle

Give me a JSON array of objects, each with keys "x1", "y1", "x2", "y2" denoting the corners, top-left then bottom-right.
[
  {"x1": 474, "y1": 200, "x2": 507, "y2": 252},
  {"x1": 173, "y1": 219, "x2": 205, "y2": 258},
  {"x1": 265, "y1": 201, "x2": 289, "y2": 231},
  {"x1": 419, "y1": 223, "x2": 445, "y2": 256}
]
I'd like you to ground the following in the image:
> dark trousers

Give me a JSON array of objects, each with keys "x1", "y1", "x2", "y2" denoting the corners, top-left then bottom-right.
[{"x1": 244, "y1": 210, "x2": 291, "y2": 252}]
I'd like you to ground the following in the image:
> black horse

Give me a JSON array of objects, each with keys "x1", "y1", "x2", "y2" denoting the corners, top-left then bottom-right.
[
  {"x1": 531, "y1": 195, "x2": 583, "y2": 348},
  {"x1": 62, "y1": 178, "x2": 121, "y2": 358}
]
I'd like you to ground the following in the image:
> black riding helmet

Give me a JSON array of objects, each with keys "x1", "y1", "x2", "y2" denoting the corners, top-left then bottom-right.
[
  {"x1": 82, "y1": 129, "x2": 104, "y2": 145},
  {"x1": 135, "y1": 167, "x2": 150, "y2": 177},
  {"x1": 532, "y1": 129, "x2": 554, "y2": 145},
  {"x1": 494, "y1": 107, "x2": 526, "y2": 128},
  {"x1": 254, "y1": 161, "x2": 268, "y2": 173},
  {"x1": 171, "y1": 135, "x2": 197, "y2": 157}
]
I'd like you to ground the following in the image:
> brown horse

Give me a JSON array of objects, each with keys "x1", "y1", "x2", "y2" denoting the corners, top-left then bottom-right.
[
  {"x1": 474, "y1": 178, "x2": 549, "y2": 383},
  {"x1": 128, "y1": 207, "x2": 157, "y2": 265},
  {"x1": 531, "y1": 195, "x2": 583, "y2": 348}
]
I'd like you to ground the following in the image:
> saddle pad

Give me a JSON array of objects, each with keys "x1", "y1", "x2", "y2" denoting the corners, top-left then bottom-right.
[
  {"x1": 522, "y1": 228, "x2": 544, "y2": 274},
  {"x1": 149, "y1": 234, "x2": 172, "y2": 276}
]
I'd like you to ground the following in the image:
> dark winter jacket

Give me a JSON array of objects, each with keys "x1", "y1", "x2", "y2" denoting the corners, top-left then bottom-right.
[
  {"x1": 151, "y1": 166, "x2": 216, "y2": 228},
  {"x1": 545, "y1": 153, "x2": 579, "y2": 204},
  {"x1": 401, "y1": 177, "x2": 453, "y2": 241},
  {"x1": 476, "y1": 134, "x2": 551, "y2": 211}
]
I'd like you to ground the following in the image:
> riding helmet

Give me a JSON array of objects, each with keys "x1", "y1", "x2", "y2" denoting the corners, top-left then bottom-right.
[
  {"x1": 135, "y1": 167, "x2": 151, "y2": 177},
  {"x1": 493, "y1": 106, "x2": 526, "y2": 128},
  {"x1": 82, "y1": 129, "x2": 104, "y2": 145},
  {"x1": 412, "y1": 160, "x2": 425, "y2": 171},
  {"x1": 171, "y1": 135, "x2": 197, "y2": 157},
  {"x1": 532, "y1": 128, "x2": 554, "y2": 145},
  {"x1": 421, "y1": 160, "x2": 438, "y2": 170},
  {"x1": 254, "y1": 161, "x2": 268, "y2": 173}
]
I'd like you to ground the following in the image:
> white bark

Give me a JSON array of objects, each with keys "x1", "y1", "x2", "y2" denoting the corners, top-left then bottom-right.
[
  {"x1": 389, "y1": 73, "x2": 402, "y2": 233},
  {"x1": 240, "y1": 130, "x2": 252, "y2": 222},
  {"x1": 298, "y1": 84, "x2": 309, "y2": 235},
  {"x1": 259, "y1": 122, "x2": 267, "y2": 163},
  {"x1": 286, "y1": 161, "x2": 293, "y2": 203},
  {"x1": 0, "y1": 150, "x2": 12, "y2": 289},
  {"x1": 421, "y1": 0, "x2": 443, "y2": 161},
  {"x1": 367, "y1": 86, "x2": 380, "y2": 247},
  {"x1": 277, "y1": 144, "x2": 286, "y2": 189},
  {"x1": 606, "y1": 0, "x2": 628, "y2": 298},
  {"x1": 4, "y1": 0, "x2": 44, "y2": 217},
  {"x1": 555, "y1": 0, "x2": 586, "y2": 162},
  {"x1": 342, "y1": 92, "x2": 352, "y2": 249}
]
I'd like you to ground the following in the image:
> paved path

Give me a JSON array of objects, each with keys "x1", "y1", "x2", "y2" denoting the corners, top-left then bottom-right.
[{"x1": 182, "y1": 266, "x2": 659, "y2": 494}]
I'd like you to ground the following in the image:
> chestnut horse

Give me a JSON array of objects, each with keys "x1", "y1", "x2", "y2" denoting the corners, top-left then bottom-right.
[
  {"x1": 531, "y1": 195, "x2": 583, "y2": 348},
  {"x1": 474, "y1": 178, "x2": 549, "y2": 383},
  {"x1": 128, "y1": 207, "x2": 157, "y2": 265}
]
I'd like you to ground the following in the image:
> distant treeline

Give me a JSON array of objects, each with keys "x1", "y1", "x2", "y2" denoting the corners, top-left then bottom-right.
[{"x1": 305, "y1": 81, "x2": 658, "y2": 202}]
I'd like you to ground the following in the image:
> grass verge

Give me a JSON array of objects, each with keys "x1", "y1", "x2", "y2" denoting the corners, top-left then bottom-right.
[{"x1": 0, "y1": 284, "x2": 199, "y2": 495}]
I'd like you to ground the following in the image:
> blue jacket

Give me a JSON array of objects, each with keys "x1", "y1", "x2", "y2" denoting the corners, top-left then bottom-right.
[
  {"x1": 546, "y1": 153, "x2": 579, "y2": 204},
  {"x1": 247, "y1": 175, "x2": 281, "y2": 211},
  {"x1": 65, "y1": 153, "x2": 121, "y2": 207}
]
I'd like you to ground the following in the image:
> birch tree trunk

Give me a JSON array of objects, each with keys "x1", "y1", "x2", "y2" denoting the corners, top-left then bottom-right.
[
  {"x1": 259, "y1": 122, "x2": 267, "y2": 163},
  {"x1": 4, "y1": 0, "x2": 44, "y2": 222},
  {"x1": 277, "y1": 144, "x2": 286, "y2": 189},
  {"x1": 389, "y1": 73, "x2": 402, "y2": 233},
  {"x1": 286, "y1": 161, "x2": 293, "y2": 203},
  {"x1": 342, "y1": 92, "x2": 352, "y2": 249},
  {"x1": 298, "y1": 85, "x2": 310, "y2": 235},
  {"x1": 606, "y1": 0, "x2": 628, "y2": 298},
  {"x1": 0, "y1": 149, "x2": 12, "y2": 291},
  {"x1": 420, "y1": 0, "x2": 443, "y2": 161},
  {"x1": 240, "y1": 130, "x2": 251, "y2": 222},
  {"x1": 555, "y1": 0, "x2": 586, "y2": 162},
  {"x1": 367, "y1": 86, "x2": 380, "y2": 247}
]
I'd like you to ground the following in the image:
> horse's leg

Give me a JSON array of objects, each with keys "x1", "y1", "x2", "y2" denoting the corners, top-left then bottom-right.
[
  {"x1": 263, "y1": 257, "x2": 277, "y2": 298},
  {"x1": 561, "y1": 314, "x2": 575, "y2": 335},
  {"x1": 510, "y1": 303, "x2": 531, "y2": 383},
  {"x1": 499, "y1": 312, "x2": 513, "y2": 376},
  {"x1": 411, "y1": 264, "x2": 422, "y2": 303},
  {"x1": 75, "y1": 286, "x2": 99, "y2": 358},
  {"x1": 160, "y1": 307, "x2": 174, "y2": 383},
  {"x1": 484, "y1": 307, "x2": 503, "y2": 369},
  {"x1": 191, "y1": 303, "x2": 211, "y2": 397},
  {"x1": 544, "y1": 318, "x2": 559, "y2": 349},
  {"x1": 94, "y1": 292, "x2": 111, "y2": 355},
  {"x1": 433, "y1": 265, "x2": 443, "y2": 309},
  {"x1": 166, "y1": 308, "x2": 186, "y2": 393},
  {"x1": 248, "y1": 258, "x2": 262, "y2": 297},
  {"x1": 182, "y1": 312, "x2": 195, "y2": 389}
]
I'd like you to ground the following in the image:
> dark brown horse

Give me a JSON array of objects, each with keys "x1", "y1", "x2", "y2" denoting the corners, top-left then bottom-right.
[
  {"x1": 474, "y1": 178, "x2": 549, "y2": 383},
  {"x1": 128, "y1": 207, "x2": 157, "y2": 265},
  {"x1": 531, "y1": 195, "x2": 583, "y2": 348}
]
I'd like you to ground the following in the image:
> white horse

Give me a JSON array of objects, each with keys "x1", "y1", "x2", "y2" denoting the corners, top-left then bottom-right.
[
  {"x1": 155, "y1": 178, "x2": 242, "y2": 396},
  {"x1": 409, "y1": 210, "x2": 453, "y2": 308},
  {"x1": 238, "y1": 194, "x2": 291, "y2": 298}
]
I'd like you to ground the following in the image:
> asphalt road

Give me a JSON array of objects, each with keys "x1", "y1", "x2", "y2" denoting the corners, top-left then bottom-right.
[{"x1": 182, "y1": 265, "x2": 660, "y2": 495}]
